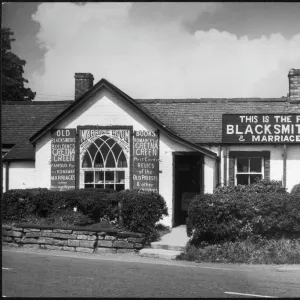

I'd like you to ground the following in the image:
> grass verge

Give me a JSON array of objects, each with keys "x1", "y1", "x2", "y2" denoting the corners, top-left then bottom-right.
[{"x1": 176, "y1": 237, "x2": 300, "y2": 264}]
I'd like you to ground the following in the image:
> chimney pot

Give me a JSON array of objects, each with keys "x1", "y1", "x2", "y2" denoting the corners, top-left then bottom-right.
[
  {"x1": 74, "y1": 73, "x2": 94, "y2": 100},
  {"x1": 288, "y1": 69, "x2": 300, "y2": 102}
]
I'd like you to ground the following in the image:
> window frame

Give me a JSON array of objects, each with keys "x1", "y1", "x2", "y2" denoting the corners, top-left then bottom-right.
[
  {"x1": 81, "y1": 135, "x2": 128, "y2": 190},
  {"x1": 234, "y1": 156, "x2": 264, "y2": 186}
]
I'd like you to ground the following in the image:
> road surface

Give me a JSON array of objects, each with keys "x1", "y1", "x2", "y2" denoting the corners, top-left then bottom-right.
[{"x1": 2, "y1": 247, "x2": 300, "y2": 298}]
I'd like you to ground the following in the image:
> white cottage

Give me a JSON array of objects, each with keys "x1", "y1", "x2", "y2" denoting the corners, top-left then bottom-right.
[{"x1": 2, "y1": 69, "x2": 300, "y2": 227}]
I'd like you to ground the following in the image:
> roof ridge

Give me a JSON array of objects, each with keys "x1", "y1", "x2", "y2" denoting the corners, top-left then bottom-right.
[
  {"x1": 3, "y1": 100, "x2": 73, "y2": 105},
  {"x1": 136, "y1": 98, "x2": 288, "y2": 103}
]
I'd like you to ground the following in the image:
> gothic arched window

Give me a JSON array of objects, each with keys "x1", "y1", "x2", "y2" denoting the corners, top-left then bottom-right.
[{"x1": 82, "y1": 135, "x2": 127, "y2": 191}]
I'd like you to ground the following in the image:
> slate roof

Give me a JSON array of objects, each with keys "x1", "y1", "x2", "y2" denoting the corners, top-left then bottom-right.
[
  {"x1": 138, "y1": 98, "x2": 300, "y2": 144},
  {"x1": 2, "y1": 92, "x2": 300, "y2": 161},
  {"x1": 28, "y1": 79, "x2": 217, "y2": 159},
  {"x1": 2, "y1": 101, "x2": 72, "y2": 160}
]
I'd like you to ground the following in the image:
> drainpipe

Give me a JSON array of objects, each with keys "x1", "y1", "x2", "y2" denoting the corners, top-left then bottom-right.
[
  {"x1": 283, "y1": 145, "x2": 287, "y2": 188},
  {"x1": 217, "y1": 146, "x2": 221, "y2": 187},
  {"x1": 5, "y1": 161, "x2": 10, "y2": 192},
  {"x1": 223, "y1": 146, "x2": 228, "y2": 186}
]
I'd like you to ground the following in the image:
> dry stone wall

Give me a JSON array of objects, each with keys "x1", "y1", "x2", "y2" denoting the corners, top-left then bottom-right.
[{"x1": 2, "y1": 224, "x2": 145, "y2": 254}]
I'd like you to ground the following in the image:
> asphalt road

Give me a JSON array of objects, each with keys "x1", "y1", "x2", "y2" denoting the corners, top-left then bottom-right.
[{"x1": 2, "y1": 248, "x2": 300, "y2": 298}]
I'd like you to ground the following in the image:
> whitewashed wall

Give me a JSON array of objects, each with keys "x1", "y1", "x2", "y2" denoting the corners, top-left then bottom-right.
[
  {"x1": 202, "y1": 144, "x2": 300, "y2": 192},
  {"x1": 286, "y1": 145, "x2": 300, "y2": 192},
  {"x1": 35, "y1": 87, "x2": 200, "y2": 227},
  {"x1": 8, "y1": 161, "x2": 36, "y2": 190}
]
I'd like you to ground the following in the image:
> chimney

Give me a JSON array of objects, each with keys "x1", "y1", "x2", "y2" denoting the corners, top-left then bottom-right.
[
  {"x1": 74, "y1": 73, "x2": 94, "y2": 100},
  {"x1": 288, "y1": 69, "x2": 300, "y2": 102}
]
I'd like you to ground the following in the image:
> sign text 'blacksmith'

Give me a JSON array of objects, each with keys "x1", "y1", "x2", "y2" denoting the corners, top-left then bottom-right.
[{"x1": 222, "y1": 114, "x2": 300, "y2": 143}]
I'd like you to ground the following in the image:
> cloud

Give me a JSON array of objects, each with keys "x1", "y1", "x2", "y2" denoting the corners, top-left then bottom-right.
[{"x1": 30, "y1": 3, "x2": 300, "y2": 100}]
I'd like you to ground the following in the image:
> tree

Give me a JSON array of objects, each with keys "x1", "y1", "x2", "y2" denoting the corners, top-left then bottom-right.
[{"x1": 1, "y1": 27, "x2": 36, "y2": 101}]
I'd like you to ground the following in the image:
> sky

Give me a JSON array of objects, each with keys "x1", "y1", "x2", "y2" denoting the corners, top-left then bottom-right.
[{"x1": 2, "y1": 2, "x2": 300, "y2": 101}]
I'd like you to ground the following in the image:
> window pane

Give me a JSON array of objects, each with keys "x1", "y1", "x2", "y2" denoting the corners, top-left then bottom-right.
[
  {"x1": 95, "y1": 138, "x2": 103, "y2": 148},
  {"x1": 117, "y1": 151, "x2": 127, "y2": 168},
  {"x1": 250, "y1": 158, "x2": 262, "y2": 173},
  {"x1": 95, "y1": 171, "x2": 104, "y2": 183},
  {"x1": 237, "y1": 174, "x2": 248, "y2": 185},
  {"x1": 106, "y1": 138, "x2": 116, "y2": 148},
  {"x1": 250, "y1": 174, "x2": 262, "y2": 184},
  {"x1": 237, "y1": 158, "x2": 249, "y2": 173},
  {"x1": 112, "y1": 143, "x2": 122, "y2": 159},
  {"x1": 85, "y1": 171, "x2": 94, "y2": 183},
  {"x1": 101, "y1": 135, "x2": 109, "y2": 141},
  {"x1": 85, "y1": 184, "x2": 94, "y2": 189},
  {"x1": 106, "y1": 151, "x2": 116, "y2": 167},
  {"x1": 89, "y1": 143, "x2": 98, "y2": 159},
  {"x1": 82, "y1": 152, "x2": 92, "y2": 168},
  {"x1": 116, "y1": 184, "x2": 125, "y2": 191},
  {"x1": 100, "y1": 143, "x2": 109, "y2": 160},
  {"x1": 116, "y1": 171, "x2": 125, "y2": 183},
  {"x1": 95, "y1": 184, "x2": 104, "y2": 189},
  {"x1": 105, "y1": 171, "x2": 114, "y2": 183},
  {"x1": 106, "y1": 184, "x2": 114, "y2": 190},
  {"x1": 94, "y1": 152, "x2": 104, "y2": 168}
]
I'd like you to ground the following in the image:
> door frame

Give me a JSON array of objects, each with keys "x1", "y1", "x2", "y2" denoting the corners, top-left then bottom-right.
[{"x1": 172, "y1": 152, "x2": 204, "y2": 227}]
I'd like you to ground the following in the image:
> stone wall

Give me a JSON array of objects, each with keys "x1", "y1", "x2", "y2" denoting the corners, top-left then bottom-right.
[{"x1": 2, "y1": 224, "x2": 145, "y2": 254}]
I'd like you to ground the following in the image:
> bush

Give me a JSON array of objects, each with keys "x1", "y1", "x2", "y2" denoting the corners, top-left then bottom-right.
[
  {"x1": 108, "y1": 189, "x2": 168, "y2": 244},
  {"x1": 2, "y1": 188, "x2": 49, "y2": 221},
  {"x1": 290, "y1": 183, "x2": 300, "y2": 196},
  {"x1": 177, "y1": 237, "x2": 300, "y2": 264},
  {"x1": 214, "y1": 179, "x2": 287, "y2": 194},
  {"x1": 2, "y1": 188, "x2": 118, "y2": 224},
  {"x1": 187, "y1": 189, "x2": 300, "y2": 245}
]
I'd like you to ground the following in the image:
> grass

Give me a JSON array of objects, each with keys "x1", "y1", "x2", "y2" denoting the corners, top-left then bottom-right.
[{"x1": 177, "y1": 237, "x2": 300, "y2": 264}]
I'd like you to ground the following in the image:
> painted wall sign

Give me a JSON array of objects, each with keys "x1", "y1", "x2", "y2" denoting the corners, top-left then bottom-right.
[
  {"x1": 51, "y1": 129, "x2": 76, "y2": 191},
  {"x1": 79, "y1": 128, "x2": 130, "y2": 157},
  {"x1": 222, "y1": 114, "x2": 300, "y2": 143},
  {"x1": 133, "y1": 130, "x2": 159, "y2": 192}
]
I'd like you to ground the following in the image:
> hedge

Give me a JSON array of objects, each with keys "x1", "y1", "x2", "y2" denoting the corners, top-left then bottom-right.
[
  {"x1": 214, "y1": 179, "x2": 287, "y2": 194},
  {"x1": 107, "y1": 189, "x2": 168, "y2": 244},
  {"x1": 3, "y1": 188, "x2": 168, "y2": 243},
  {"x1": 2, "y1": 188, "x2": 117, "y2": 225},
  {"x1": 187, "y1": 181, "x2": 300, "y2": 245},
  {"x1": 291, "y1": 183, "x2": 300, "y2": 196}
]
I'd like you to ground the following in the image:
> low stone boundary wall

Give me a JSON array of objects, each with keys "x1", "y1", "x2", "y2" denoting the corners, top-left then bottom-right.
[{"x1": 2, "y1": 223, "x2": 145, "y2": 254}]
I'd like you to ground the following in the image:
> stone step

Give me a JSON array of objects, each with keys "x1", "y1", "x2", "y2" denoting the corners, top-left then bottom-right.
[
  {"x1": 150, "y1": 243, "x2": 185, "y2": 252},
  {"x1": 139, "y1": 248, "x2": 183, "y2": 260}
]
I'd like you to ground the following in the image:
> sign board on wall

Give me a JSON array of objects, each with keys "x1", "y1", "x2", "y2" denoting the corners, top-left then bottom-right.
[
  {"x1": 133, "y1": 130, "x2": 159, "y2": 193},
  {"x1": 222, "y1": 114, "x2": 300, "y2": 143},
  {"x1": 51, "y1": 129, "x2": 76, "y2": 191},
  {"x1": 79, "y1": 128, "x2": 130, "y2": 153}
]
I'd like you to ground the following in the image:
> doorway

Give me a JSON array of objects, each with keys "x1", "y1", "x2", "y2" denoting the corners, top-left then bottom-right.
[{"x1": 173, "y1": 153, "x2": 203, "y2": 226}]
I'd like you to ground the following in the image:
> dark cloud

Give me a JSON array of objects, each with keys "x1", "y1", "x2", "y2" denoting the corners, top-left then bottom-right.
[
  {"x1": 2, "y1": 2, "x2": 45, "y2": 77},
  {"x1": 186, "y1": 3, "x2": 300, "y2": 39}
]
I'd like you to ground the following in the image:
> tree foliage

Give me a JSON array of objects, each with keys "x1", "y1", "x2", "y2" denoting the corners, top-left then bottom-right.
[{"x1": 1, "y1": 27, "x2": 36, "y2": 101}]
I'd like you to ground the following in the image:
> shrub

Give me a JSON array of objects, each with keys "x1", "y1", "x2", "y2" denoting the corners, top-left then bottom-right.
[
  {"x1": 2, "y1": 188, "x2": 118, "y2": 224},
  {"x1": 187, "y1": 190, "x2": 300, "y2": 245},
  {"x1": 290, "y1": 183, "x2": 300, "y2": 196},
  {"x1": 214, "y1": 179, "x2": 287, "y2": 195},
  {"x1": 177, "y1": 237, "x2": 300, "y2": 264},
  {"x1": 108, "y1": 189, "x2": 168, "y2": 244},
  {"x1": 2, "y1": 188, "x2": 49, "y2": 221}
]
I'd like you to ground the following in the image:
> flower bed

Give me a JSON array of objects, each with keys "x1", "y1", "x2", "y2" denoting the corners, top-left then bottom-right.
[{"x1": 2, "y1": 223, "x2": 145, "y2": 254}]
